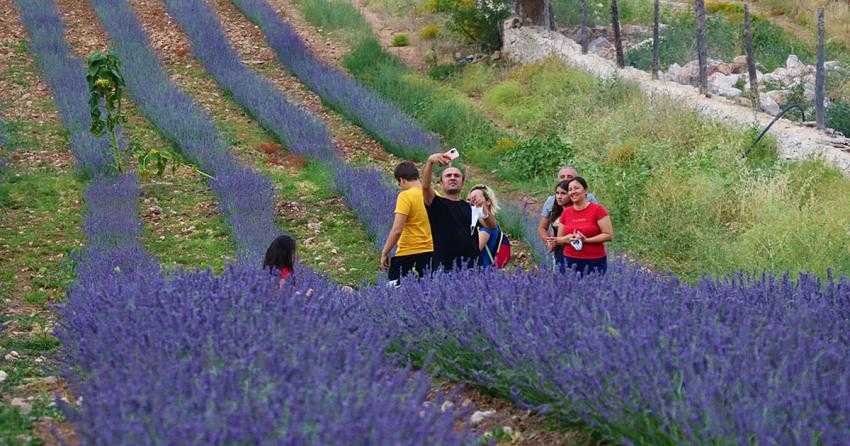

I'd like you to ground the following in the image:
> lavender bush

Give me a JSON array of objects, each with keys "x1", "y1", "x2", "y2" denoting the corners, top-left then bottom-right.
[
  {"x1": 57, "y1": 261, "x2": 470, "y2": 445},
  {"x1": 90, "y1": 0, "x2": 279, "y2": 262},
  {"x1": 16, "y1": 0, "x2": 152, "y2": 279},
  {"x1": 156, "y1": 0, "x2": 396, "y2": 248},
  {"x1": 230, "y1": 0, "x2": 441, "y2": 159},
  {"x1": 360, "y1": 267, "x2": 850, "y2": 444}
]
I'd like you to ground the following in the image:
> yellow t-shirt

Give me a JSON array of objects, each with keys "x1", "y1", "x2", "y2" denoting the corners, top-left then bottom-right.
[{"x1": 394, "y1": 187, "x2": 434, "y2": 256}]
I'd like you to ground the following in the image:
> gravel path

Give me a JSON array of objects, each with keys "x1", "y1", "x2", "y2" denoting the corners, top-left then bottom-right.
[{"x1": 502, "y1": 23, "x2": 850, "y2": 177}]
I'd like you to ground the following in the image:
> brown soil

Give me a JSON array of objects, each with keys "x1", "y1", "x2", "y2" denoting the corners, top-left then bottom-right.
[
  {"x1": 431, "y1": 382, "x2": 596, "y2": 445},
  {"x1": 209, "y1": 0, "x2": 395, "y2": 167}
]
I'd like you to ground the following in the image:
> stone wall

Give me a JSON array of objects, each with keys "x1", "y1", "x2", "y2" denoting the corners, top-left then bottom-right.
[{"x1": 501, "y1": 19, "x2": 850, "y2": 177}]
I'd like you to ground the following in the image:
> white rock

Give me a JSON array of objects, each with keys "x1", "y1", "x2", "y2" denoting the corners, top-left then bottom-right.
[
  {"x1": 760, "y1": 95, "x2": 781, "y2": 115},
  {"x1": 10, "y1": 398, "x2": 31, "y2": 415},
  {"x1": 470, "y1": 409, "x2": 496, "y2": 425},
  {"x1": 825, "y1": 60, "x2": 842, "y2": 71},
  {"x1": 587, "y1": 36, "x2": 612, "y2": 55},
  {"x1": 0, "y1": 370, "x2": 6, "y2": 383},
  {"x1": 440, "y1": 401, "x2": 454, "y2": 412},
  {"x1": 804, "y1": 84, "x2": 816, "y2": 102},
  {"x1": 786, "y1": 54, "x2": 805, "y2": 76},
  {"x1": 765, "y1": 89, "x2": 789, "y2": 105}
]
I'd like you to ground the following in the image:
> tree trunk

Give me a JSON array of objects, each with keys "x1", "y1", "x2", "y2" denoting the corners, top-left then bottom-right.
[
  {"x1": 743, "y1": 3, "x2": 759, "y2": 111},
  {"x1": 611, "y1": 0, "x2": 625, "y2": 68},
  {"x1": 815, "y1": 7, "x2": 827, "y2": 130},
  {"x1": 580, "y1": 0, "x2": 590, "y2": 54},
  {"x1": 695, "y1": 0, "x2": 708, "y2": 95},
  {"x1": 513, "y1": 0, "x2": 554, "y2": 29},
  {"x1": 651, "y1": 0, "x2": 660, "y2": 79}
]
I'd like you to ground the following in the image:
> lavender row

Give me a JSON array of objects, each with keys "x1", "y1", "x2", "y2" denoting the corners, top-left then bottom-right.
[
  {"x1": 159, "y1": 0, "x2": 396, "y2": 247},
  {"x1": 90, "y1": 0, "x2": 279, "y2": 262},
  {"x1": 229, "y1": 0, "x2": 441, "y2": 158},
  {"x1": 15, "y1": 0, "x2": 154, "y2": 279},
  {"x1": 57, "y1": 259, "x2": 470, "y2": 444},
  {"x1": 360, "y1": 267, "x2": 850, "y2": 444}
]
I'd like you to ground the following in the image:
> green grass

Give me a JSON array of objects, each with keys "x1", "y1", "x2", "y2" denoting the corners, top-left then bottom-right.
[{"x1": 295, "y1": 0, "x2": 373, "y2": 42}]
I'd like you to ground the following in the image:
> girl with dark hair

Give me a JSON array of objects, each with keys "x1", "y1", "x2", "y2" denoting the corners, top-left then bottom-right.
[
  {"x1": 553, "y1": 177, "x2": 613, "y2": 276},
  {"x1": 264, "y1": 234, "x2": 296, "y2": 288},
  {"x1": 540, "y1": 180, "x2": 572, "y2": 270}
]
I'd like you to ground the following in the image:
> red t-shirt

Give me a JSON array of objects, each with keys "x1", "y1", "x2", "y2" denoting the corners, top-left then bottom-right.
[
  {"x1": 559, "y1": 202, "x2": 609, "y2": 259},
  {"x1": 279, "y1": 267, "x2": 292, "y2": 281}
]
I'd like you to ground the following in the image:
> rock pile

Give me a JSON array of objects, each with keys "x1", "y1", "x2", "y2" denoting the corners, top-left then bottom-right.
[{"x1": 663, "y1": 54, "x2": 845, "y2": 116}]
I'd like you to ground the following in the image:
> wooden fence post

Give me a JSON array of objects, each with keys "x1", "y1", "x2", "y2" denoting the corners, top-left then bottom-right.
[{"x1": 611, "y1": 0, "x2": 625, "y2": 68}]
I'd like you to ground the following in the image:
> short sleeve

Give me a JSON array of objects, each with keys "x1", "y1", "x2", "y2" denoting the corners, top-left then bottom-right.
[
  {"x1": 540, "y1": 196, "x2": 555, "y2": 218},
  {"x1": 594, "y1": 203, "x2": 609, "y2": 220},
  {"x1": 394, "y1": 191, "x2": 411, "y2": 216}
]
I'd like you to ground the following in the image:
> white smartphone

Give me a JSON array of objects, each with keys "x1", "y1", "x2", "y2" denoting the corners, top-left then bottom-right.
[{"x1": 445, "y1": 148, "x2": 459, "y2": 160}]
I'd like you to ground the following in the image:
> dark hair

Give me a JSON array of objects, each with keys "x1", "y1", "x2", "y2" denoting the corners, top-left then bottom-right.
[
  {"x1": 263, "y1": 234, "x2": 296, "y2": 273},
  {"x1": 393, "y1": 161, "x2": 419, "y2": 181},
  {"x1": 548, "y1": 179, "x2": 572, "y2": 222},
  {"x1": 567, "y1": 176, "x2": 588, "y2": 191}
]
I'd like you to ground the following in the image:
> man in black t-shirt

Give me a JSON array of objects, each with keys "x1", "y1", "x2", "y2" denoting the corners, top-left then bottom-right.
[{"x1": 422, "y1": 152, "x2": 479, "y2": 272}]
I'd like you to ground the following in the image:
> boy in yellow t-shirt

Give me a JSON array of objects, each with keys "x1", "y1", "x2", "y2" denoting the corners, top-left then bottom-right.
[{"x1": 380, "y1": 161, "x2": 434, "y2": 284}]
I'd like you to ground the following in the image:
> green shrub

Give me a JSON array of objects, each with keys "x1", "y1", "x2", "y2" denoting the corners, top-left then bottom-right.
[
  {"x1": 499, "y1": 134, "x2": 574, "y2": 180},
  {"x1": 390, "y1": 33, "x2": 410, "y2": 47},
  {"x1": 827, "y1": 100, "x2": 850, "y2": 136},
  {"x1": 427, "y1": 63, "x2": 460, "y2": 80},
  {"x1": 419, "y1": 23, "x2": 440, "y2": 40},
  {"x1": 431, "y1": 0, "x2": 510, "y2": 51}
]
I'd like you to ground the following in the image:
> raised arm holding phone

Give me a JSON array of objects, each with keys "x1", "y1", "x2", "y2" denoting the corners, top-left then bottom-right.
[{"x1": 421, "y1": 149, "x2": 479, "y2": 272}]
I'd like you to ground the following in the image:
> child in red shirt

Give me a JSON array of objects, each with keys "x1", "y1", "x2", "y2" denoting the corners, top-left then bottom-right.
[
  {"x1": 264, "y1": 234, "x2": 296, "y2": 288},
  {"x1": 553, "y1": 177, "x2": 613, "y2": 276}
]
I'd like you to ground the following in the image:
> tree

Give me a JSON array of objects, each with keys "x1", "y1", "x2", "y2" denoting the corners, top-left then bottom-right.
[
  {"x1": 815, "y1": 7, "x2": 826, "y2": 129},
  {"x1": 611, "y1": 0, "x2": 625, "y2": 68},
  {"x1": 651, "y1": 0, "x2": 660, "y2": 79},
  {"x1": 580, "y1": 0, "x2": 590, "y2": 54},
  {"x1": 694, "y1": 0, "x2": 708, "y2": 95},
  {"x1": 513, "y1": 0, "x2": 554, "y2": 30},
  {"x1": 743, "y1": 3, "x2": 759, "y2": 110}
]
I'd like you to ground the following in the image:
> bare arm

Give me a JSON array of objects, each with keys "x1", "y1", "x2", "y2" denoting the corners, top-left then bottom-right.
[
  {"x1": 477, "y1": 228, "x2": 491, "y2": 251},
  {"x1": 583, "y1": 215, "x2": 613, "y2": 244},
  {"x1": 422, "y1": 153, "x2": 449, "y2": 206},
  {"x1": 380, "y1": 213, "x2": 408, "y2": 269},
  {"x1": 537, "y1": 216, "x2": 551, "y2": 242}
]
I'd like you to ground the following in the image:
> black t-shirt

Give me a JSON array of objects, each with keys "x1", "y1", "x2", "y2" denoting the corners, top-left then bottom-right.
[{"x1": 426, "y1": 195, "x2": 478, "y2": 270}]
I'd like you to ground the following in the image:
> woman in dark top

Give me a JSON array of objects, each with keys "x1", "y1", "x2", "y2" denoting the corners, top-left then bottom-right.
[
  {"x1": 264, "y1": 234, "x2": 295, "y2": 288},
  {"x1": 540, "y1": 180, "x2": 571, "y2": 271}
]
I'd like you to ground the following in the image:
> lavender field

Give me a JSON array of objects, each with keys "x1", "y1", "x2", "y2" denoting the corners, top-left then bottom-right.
[{"x1": 3, "y1": 0, "x2": 849, "y2": 444}]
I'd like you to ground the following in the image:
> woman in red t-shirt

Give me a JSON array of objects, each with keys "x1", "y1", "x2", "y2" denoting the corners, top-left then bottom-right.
[
  {"x1": 264, "y1": 234, "x2": 296, "y2": 288},
  {"x1": 554, "y1": 177, "x2": 613, "y2": 275}
]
